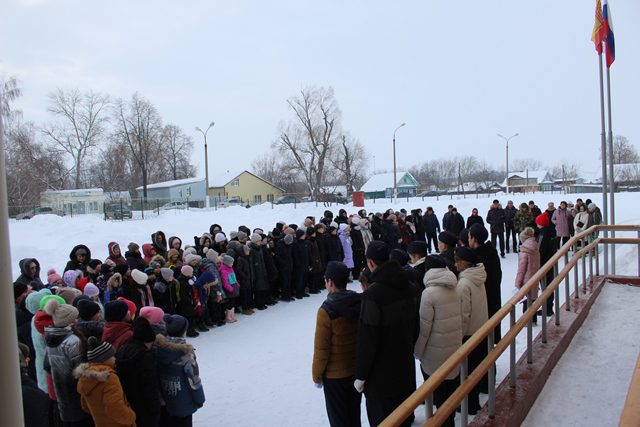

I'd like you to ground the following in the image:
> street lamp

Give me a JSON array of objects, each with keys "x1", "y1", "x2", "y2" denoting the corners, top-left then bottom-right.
[
  {"x1": 497, "y1": 133, "x2": 518, "y2": 194},
  {"x1": 393, "y1": 123, "x2": 405, "y2": 204},
  {"x1": 195, "y1": 121, "x2": 215, "y2": 209}
]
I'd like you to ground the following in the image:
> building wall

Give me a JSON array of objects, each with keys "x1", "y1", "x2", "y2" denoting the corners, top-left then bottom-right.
[
  {"x1": 41, "y1": 189, "x2": 104, "y2": 214},
  {"x1": 140, "y1": 180, "x2": 206, "y2": 200},
  {"x1": 208, "y1": 172, "x2": 283, "y2": 204}
]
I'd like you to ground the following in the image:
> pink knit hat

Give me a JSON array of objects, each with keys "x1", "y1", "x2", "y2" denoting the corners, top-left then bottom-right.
[
  {"x1": 47, "y1": 269, "x2": 63, "y2": 285},
  {"x1": 140, "y1": 306, "x2": 165, "y2": 324},
  {"x1": 181, "y1": 265, "x2": 193, "y2": 277}
]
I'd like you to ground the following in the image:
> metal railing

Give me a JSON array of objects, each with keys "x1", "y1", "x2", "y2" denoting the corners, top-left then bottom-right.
[{"x1": 381, "y1": 224, "x2": 640, "y2": 427}]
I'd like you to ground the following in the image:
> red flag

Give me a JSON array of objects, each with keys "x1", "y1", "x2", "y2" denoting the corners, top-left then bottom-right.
[{"x1": 591, "y1": 0, "x2": 605, "y2": 54}]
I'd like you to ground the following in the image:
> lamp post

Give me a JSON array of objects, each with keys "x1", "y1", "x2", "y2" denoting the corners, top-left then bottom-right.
[
  {"x1": 195, "y1": 121, "x2": 215, "y2": 209},
  {"x1": 393, "y1": 123, "x2": 406, "y2": 204},
  {"x1": 497, "y1": 133, "x2": 518, "y2": 194}
]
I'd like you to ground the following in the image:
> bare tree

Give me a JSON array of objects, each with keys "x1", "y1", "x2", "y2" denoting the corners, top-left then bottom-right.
[
  {"x1": 510, "y1": 158, "x2": 545, "y2": 172},
  {"x1": 1, "y1": 75, "x2": 23, "y2": 122},
  {"x1": 328, "y1": 134, "x2": 368, "y2": 195},
  {"x1": 41, "y1": 88, "x2": 111, "y2": 189},
  {"x1": 599, "y1": 135, "x2": 640, "y2": 164},
  {"x1": 161, "y1": 124, "x2": 196, "y2": 180},
  {"x1": 251, "y1": 151, "x2": 301, "y2": 193},
  {"x1": 113, "y1": 93, "x2": 163, "y2": 199},
  {"x1": 472, "y1": 159, "x2": 502, "y2": 192},
  {"x1": 272, "y1": 86, "x2": 341, "y2": 197}
]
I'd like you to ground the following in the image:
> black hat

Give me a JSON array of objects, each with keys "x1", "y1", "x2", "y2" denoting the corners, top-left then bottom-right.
[
  {"x1": 324, "y1": 261, "x2": 349, "y2": 289},
  {"x1": 455, "y1": 246, "x2": 478, "y2": 264},
  {"x1": 104, "y1": 300, "x2": 129, "y2": 322},
  {"x1": 366, "y1": 241, "x2": 389, "y2": 264},
  {"x1": 493, "y1": 199, "x2": 499, "y2": 204},
  {"x1": 88, "y1": 259, "x2": 102, "y2": 270},
  {"x1": 72, "y1": 294, "x2": 91, "y2": 307},
  {"x1": 132, "y1": 316, "x2": 156, "y2": 343},
  {"x1": 295, "y1": 228, "x2": 305, "y2": 238},
  {"x1": 271, "y1": 228, "x2": 282, "y2": 238},
  {"x1": 163, "y1": 313, "x2": 189, "y2": 337},
  {"x1": 288, "y1": 224, "x2": 298, "y2": 231},
  {"x1": 324, "y1": 210, "x2": 333, "y2": 218},
  {"x1": 424, "y1": 254, "x2": 448, "y2": 270},
  {"x1": 87, "y1": 336, "x2": 116, "y2": 363},
  {"x1": 459, "y1": 228, "x2": 470, "y2": 246},
  {"x1": 407, "y1": 240, "x2": 429, "y2": 255},
  {"x1": 77, "y1": 299, "x2": 101, "y2": 321},
  {"x1": 13, "y1": 282, "x2": 28, "y2": 300},
  {"x1": 390, "y1": 249, "x2": 410, "y2": 267},
  {"x1": 113, "y1": 264, "x2": 129, "y2": 277},
  {"x1": 438, "y1": 231, "x2": 458, "y2": 248},
  {"x1": 306, "y1": 227, "x2": 316, "y2": 238},
  {"x1": 469, "y1": 223, "x2": 489, "y2": 243}
]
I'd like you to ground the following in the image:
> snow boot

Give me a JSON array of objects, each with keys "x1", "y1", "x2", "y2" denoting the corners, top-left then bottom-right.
[
  {"x1": 225, "y1": 309, "x2": 236, "y2": 323},
  {"x1": 231, "y1": 310, "x2": 239, "y2": 322},
  {"x1": 204, "y1": 318, "x2": 215, "y2": 327}
]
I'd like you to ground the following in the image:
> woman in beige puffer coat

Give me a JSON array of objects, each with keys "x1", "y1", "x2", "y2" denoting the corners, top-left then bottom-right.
[{"x1": 456, "y1": 262, "x2": 488, "y2": 337}]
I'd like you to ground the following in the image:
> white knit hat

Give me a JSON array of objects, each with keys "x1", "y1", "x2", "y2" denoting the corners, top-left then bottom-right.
[
  {"x1": 215, "y1": 232, "x2": 227, "y2": 243},
  {"x1": 131, "y1": 269, "x2": 148, "y2": 285}
]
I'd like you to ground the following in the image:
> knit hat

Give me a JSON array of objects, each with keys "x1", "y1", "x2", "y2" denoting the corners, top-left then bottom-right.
[
  {"x1": 366, "y1": 241, "x2": 389, "y2": 264},
  {"x1": 63, "y1": 269, "x2": 79, "y2": 287},
  {"x1": 295, "y1": 228, "x2": 306, "y2": 238},
  {"x1": 206, "y1": 249, "x2": 219, "y2": 261},
  {"x1": 14, "y1": 282, "x2": 28, "y2": 300},
  {"x1": 196, "y1": 271, "x2": 216, "y2": 286},
  {"x1": 351, "y1": 217, "x2": 361, "y2": 225},
  {"x1": 160, "y1": 267, "x2": 174, "y2": 281},
  {"x1": 324, "y1": 261, "x2": 349, "y2": 289},
  {"x1": 237, "y1": 231, "x2": 247, "y2": 241},
  {"x1": 535, "y1": 214, "x2": 550, "y2": 227},
  {"x1": 339, "y1": 223, "x2": 349, "y2": 231},
  {"x1": 228, "y1": 240, "x2": 241, "y2": 252},
  {"x1": 163, "y1": 313, "x2": 188, "y2": 337},
  {"x1": 459, "y1": 228, "x2": 470, "y2": 246},
  {"x1": 25, "y1": 288, "x2": 52, "y2": 315},
  {"x1": 88, "y1": 259, "x2": 102, "y2": 270},
  {"x1": 222, "y1": 255, "x2": 234, "y2": 267},
  {"x1": 77, "y1": 300, "x2": 101, "y2": 321},
  {"x1": 113, "y1": 264, "x2": 129, "y2": 277},
  {"x1": 181, "y1": 265, "x2": 193, "y2": 277},
  {"x1": 131, "y1": 269, "x2": 148, "y2": 285},
  {"x1": 72, "y1": 294, "x2": 91, "y2": 307},
  {"x1": 39, "y1": 294, "x2": 66, "y2": 311},
  {"x1": 84, "y1": 283, "x2": 100, "y2": 297},
  {"x1": 469, "y1": 223, "x2": 489, "y2": 243},
  {"x1": 438, "y1": 231, "x2": 458, "y2": 248},
  {"x1": 118, "y1": 297, "x2": 136, "y2": 318},
  {"x1": 455, "y1": 247, "x2": 478, "y2": 264},
  {"x1": 229, "y1": 230, "x2": 238, "y2": 240},
  {"x1": 140, "y1": 306, "x2": 165, "y2": 324},
  {"x1": 128, "y1": 242, "x2": 139, "y2": 252},
  {"x1": 250, "y1": 233, "x2": 262, "y2": 244},
  {"x1": 185, "y1": 253, "x2": 200, "y2": 265},
  {"x1": 588, "y1": 203, "x2": 596, "y2": 210},
  {"x1": 104, "y1": 300, "x2": 129, "y2": 322},
  {"x1": 520, "y1": 227, "x2": 535, "y2": 243},
  {"x1": 47, "y1": 269, "x2": 63, "y2": 285},
  {"x1": 284, "y1": 227, "x2": 296, "y2": 235},
  {"x1": 184, "y1": 247, "x2": 197, "y2": 256},
  {"x1": 132, "y1": 317, "x2": 156, "y2": 343},
  {"x1": 87, "y1": 336, "x2": 116, "y2": 363},
  {"x1": 390, "y1": 249, "x2": 410, "y2": 266},
  {"x1": 56, "y1": 287, "x2": 82, "y2": 305},
  {"x1": 44, "y1": 298, "x2": 78, "y2": 327},
  {"x1": 226, "y1": 249, "x2": 236, "y2": 258},
  {"x1": 423, "y1": 254, "x2": 448, "y2": 270},
  {"x1": 407, "y1": 241, "x2": 429, "y2": 255},
  {"x1": 215, "y1": 232, "x2": 227, "y2": 243},
  {"x1": 283, "y1": 234, "x2": 294, "y2": 245}
]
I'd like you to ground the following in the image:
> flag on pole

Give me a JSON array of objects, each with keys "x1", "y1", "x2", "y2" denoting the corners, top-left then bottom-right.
[
  {"x1": 591, "y1": 0, "x2": 605, "y2": 54},
  {"x1": 603, "y1": 0, "x2": 615, "y2": 67}
]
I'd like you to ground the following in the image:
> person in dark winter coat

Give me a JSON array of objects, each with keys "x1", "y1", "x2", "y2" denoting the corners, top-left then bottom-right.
[
  {"x1": 370, "y1": 214, "x2": 384, "y2": 241},
  {"x1": 260, "y1": 237, "x2": 280, "y2": 303},
  {"x1": 515, "y1": 203, "x2": 534, "y2": 234},
  {"x1": 424, "y1": 207, "x2": 441, "y2": 254},
  {"x1": 107, "y1": 242, "x2": 127, "y2": 266},
  {"x1": 18, "y1": 343, "x2": 50, "y2": 427},
  {"x1": 64, "y1": 244, "x2": 91, "y2": 274},
  {"x1": 125, "y1": 242, "x2": 147, "y2": 272},
  {"x1": 536, "y1": 214, "x2": 557, "y2": 314},
  {"x1": 466, "y1": 208, "x2": 484, "y2": 229},
  {"x1": 153, "y1": 268, "x2": 177, "y2": 315},
  {"x1": 355, "y1": 241, "x2": 419, "y2": 427},
  {"x1": 176, "y1": 266, "x2": 199, "y2": 337},
  {"x1": 325, "y1": 226, "x2": 344, "y2": 263},
  {"x1": 321, "y1": 210, "x2": 334, "y2": 226},
  {"x1": 407, "y1": 241, "x2": 429, "y2": 291},
  {"x1": 437, "y1": 231, "x2": 459, "y2": 277},
  {"x1": 292, "y1": 229, "x2": 311, "y2": 299},
  {"x1": 234, "y1": 245, "x2": 253, "y2": 314},
  {"x1": 16, "y1": 258, "x2": 45, "y2": 290},
  {"x1": 528, "y1": 201, "x2": 542, "y2": 227},
  {"x1": 306, "y1": 228, "x2": 324, "y2": 294},
  {"x1": 275, "y1": 235, "x2": 294, "y2": 301},
  {"x1": 151, "y1": 231, "x2": 168, "y2": 259},
  {"x1": 444, "y1": 208, "x2": 465, "y2": 238},
  {"x1": 411, "y1": 209, "x2": 426, "y2": 242},
  {"x1": 442, "y1": 205, "x2": 453, "y2": 231},
  {"x1": 349, "y1": 218, "x2": 366, "y2": 276},
  {"x1": 314, "y1": 224, "x2": 329, "y2": 270},
  {"x1": 486, "y1": 200, "x2": 506, "y2": 258},
  {"x1": 248, "y1": 235, "x2": 270, "y2": 309},
  {"x1": 336, "y1": 209, "x2": 348, "y2": 225},
  {"x1": 116, "y1": 317, "x2": 162, "y2": 427},
  {"x1": 504, "y1": 201, "x2": 518, "y2": 253},
  {"x1": 312, "y1": 261, "x2": 362, "y2": 427},
  {"x1": 75, "y1": 300, "x2": 104, "y2": 341},
  {"x1": 15, "y1": 283, "x2": 36, "y2": 380}
]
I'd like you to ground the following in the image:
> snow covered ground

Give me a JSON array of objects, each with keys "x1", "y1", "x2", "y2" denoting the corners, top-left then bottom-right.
[
  {"x1": 522, "y1": 282, "x2": 640, "y2": 427},
  {"x1": 8, "y1": 191, "x2": 640, "y2": 426}
]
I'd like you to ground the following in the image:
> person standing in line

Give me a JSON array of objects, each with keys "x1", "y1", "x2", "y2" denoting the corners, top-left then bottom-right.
[
  {"x1": 424, "y1": 207, "x2": 441, "y2": 254},
  {"x1": 444, "y1": 208, "x2": 465, "y2": 238},
  {"x1": 354, "y1": 241, "x2": 419, "y2": 427},
  {"x1": 312, "y1": 261, "x2": 362, "y2": 427},
  {"x1": 535, "y1": 214, "x2": 557, "y2": 316},
  {"x1": 466, "y1": 208, "x2": 484, "y2": 229},
  {"x1": 551, "y1": 201, "x2": 572, "y2": 248},
  {"x1": 442, "y1": 205, "x2": 453, "y2": 231},
  {"x1": 486, "y1": 199, "x2": 506, "y2": 258},
  {"x1": 504, "y1": 200, "x2": 518, "y2": 254},
  {"x1": 515, "y1": 227, "x2": 540, "y2": 326}
]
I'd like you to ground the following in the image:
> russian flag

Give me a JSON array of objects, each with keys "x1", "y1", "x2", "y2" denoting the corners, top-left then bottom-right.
[{"x1": 603, "y1": 0, "x2": 615, "y2": 67}]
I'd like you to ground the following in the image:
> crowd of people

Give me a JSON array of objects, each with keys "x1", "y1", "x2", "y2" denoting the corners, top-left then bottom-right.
[{"x1": 13, "y1": 198, "x2": 603, "y2": 426}]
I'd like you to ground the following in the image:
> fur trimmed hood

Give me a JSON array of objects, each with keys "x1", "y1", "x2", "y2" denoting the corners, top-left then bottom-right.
[
  {"x1": 155, "y1": 334, "x2": 194, "y2": 353},
  {"x1": 73, "y1": 362, "x2": 111, "y2": 382},
  {"x1": 107, "y1": 272, "x2": 122, "y2": 291}
]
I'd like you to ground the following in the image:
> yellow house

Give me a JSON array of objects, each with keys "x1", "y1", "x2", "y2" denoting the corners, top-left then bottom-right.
[{"x1": 208, "y1": 170, "x2": 284, "y2": 204}]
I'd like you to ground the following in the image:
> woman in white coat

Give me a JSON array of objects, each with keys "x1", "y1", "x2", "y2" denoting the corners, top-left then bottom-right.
[
  {"x1": 573, "y1": 204, "x2": 590, "y2": 248},
  {"x1": 454, "y1": 246, "x2": 488, "y2": 414},
  {"x1": 414, "y1": 255, "x2": 461, "y2": 427}
]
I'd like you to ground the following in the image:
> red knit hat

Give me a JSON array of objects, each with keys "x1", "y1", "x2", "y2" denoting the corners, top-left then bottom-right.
[
  {"x1": 117, "y1": 297, "x2": 137, "y2": 318},
  {"x1": 535, "y1": 214, "x2": 550, "y2": 227}
]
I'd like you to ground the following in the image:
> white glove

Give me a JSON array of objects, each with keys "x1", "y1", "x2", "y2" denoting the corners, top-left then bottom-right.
[
  {"x1": 314, "y1": 382, "x2": 323, "y2": 389},
  {"x1": 354, "y1": 379, "x2": 365, "y2": 393},
  {"x1": 397, "y1": 238, "x2": 402, "y2": 244},
  {"x1": 188, "y1": 279, "x2": 195, "y2": 285}
]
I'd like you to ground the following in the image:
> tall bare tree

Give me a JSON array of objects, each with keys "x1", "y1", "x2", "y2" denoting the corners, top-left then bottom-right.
[
  {"x1": 510, "y1": 158, "x2": 546, "y2": 172},
  {"x1": 328, "y1": 134, "x2": 368, "y2": 195},
  {"x1": 599, "y1": 135, "x2": 639, "y2": 164},
  {"x1": 42, "y1": 88, "x2": 111, "y2": 189},
  {"x1": 272, "y1": 86, "x2": 341, "y2": 197},
  {"x1": 161, "y1": 124, "x2": 196, "y2": 180},
  {"x1": 251, "y1": 151, "x2": 301, "y2": 194}
]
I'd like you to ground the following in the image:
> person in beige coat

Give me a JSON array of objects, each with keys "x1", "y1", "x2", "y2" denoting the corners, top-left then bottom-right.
[
  {"x1": 515, "y1": 227, "x2": 541, "y2": 326},
  {"x1": 414, "y1": 255, "x2": 461, "y2": 427},
  {"x1": 454, "y1": 246, "x2": 488, "y2": 414}
]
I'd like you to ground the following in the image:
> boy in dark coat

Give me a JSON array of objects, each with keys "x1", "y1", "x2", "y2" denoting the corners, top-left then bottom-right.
[
  {"x1": 306, "y1": 227, "x2": 324, "y2": 294},
  {"x1": 275, "y1": 234, "x2": 294, "y2": 302},
  {"x1": 235, "y1": 245, "x2": 253, "y2": 314},
  {"x1": 504, "y1": 200, "x2": 518, "y2": 253},
  {"x1": 292, "y1": 229, "x2": 311, "y2": 299},
  {"x1": 249, "y1": 234, "x2": 270, "y2": 310}
]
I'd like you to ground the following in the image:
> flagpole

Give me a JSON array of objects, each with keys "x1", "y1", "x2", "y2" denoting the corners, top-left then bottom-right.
[
  {"x1": 598, "y1": 52, "x2": 609, "y2": 275},
  {"x1": 606, "y1": 65, "x2": 615, "y2": 274}
]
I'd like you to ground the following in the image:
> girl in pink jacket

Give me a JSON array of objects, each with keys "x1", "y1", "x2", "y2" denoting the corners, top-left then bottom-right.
[
  {"x1": 219, "y1": 255, "x2": 239, "y2": 323},
  {"x1": 515, "y1": 227, "x2": 541, "y2": 325}
]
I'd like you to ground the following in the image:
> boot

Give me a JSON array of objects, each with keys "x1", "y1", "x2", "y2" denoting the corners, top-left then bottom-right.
[
  {"x1": 241, "y1": 309, "x2": 253, "y2": 315},
  {"x1": 225, "y1": 309, "x2": 236, "y2": 323},
  {"x1": 196, "y1": 322, "x2": 210, "y2": 332},
  {"x1": 231, "y1": 310, "x2": 239, "y2": 322},
  {"x1": 186, "y1": 327, "x2": 199, "y2": 338},
  {"x1": 204, "y1": 318, "x2": 215, "y2": 327}
]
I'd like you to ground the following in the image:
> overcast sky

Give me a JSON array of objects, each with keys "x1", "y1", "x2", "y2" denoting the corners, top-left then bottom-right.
[{"x1": 2, "y1": 0, "x2": 639, "y2": 180}]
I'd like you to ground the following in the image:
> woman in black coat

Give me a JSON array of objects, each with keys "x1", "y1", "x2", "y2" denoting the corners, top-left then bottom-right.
[
  {"x1": 324, "y1": 227, "x2": 344, "y2": 262},
  {"x1": 64, "y1": 244, "x2": 91, "y2": 273}
]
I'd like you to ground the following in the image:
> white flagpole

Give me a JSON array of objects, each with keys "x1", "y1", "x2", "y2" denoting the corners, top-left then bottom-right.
[
  {"x1": 606, "y1": 65, "x2": 615, "y2": 274},
  {"x1": 598, "y1": 51, "x2": 609, "y2": 275}
]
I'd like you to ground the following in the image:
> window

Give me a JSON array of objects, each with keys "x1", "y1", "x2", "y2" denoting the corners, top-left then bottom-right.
[
  {"x1": 267, "y1": 194, "x2": 274, "y2": 202},
  {"x1": 254, "y1": 195, "x2": 262, "y2": 203},
  {"x1": 232, "y1": 180, "x2": 239, "y2": 187}
]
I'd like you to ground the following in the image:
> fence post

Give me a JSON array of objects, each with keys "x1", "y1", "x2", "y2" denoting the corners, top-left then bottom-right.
[
  {"x1": 527, "y1": 289, "x2": 533, "y2": 364},
  {"x1": 574, "y1": 242, "x2": 579, "y2": 298},
  {"x1": 510, "y1": 307, "x2": 516, "y2": 388},
  {"x1": 541, "y1": 277, "x2": 547, "y2": 344},
  {"x1": 488, "y1": 329, "x2": 496, "y2": 418},
  {"x1": 425, "y1": 394, "x2": 433, "y2": 420},
  {"x1": 120, "y1": 199, "x2": 124, "y2": 222},
  {"x1": 104, "y1": 202, "x2": 107, "y2": 221},
  {"x1": 141, "y1": 199, "x2": 145, "y2": 220},
  {"x1": 564, "y1": 252, "x2": 570, "y2": 311}
]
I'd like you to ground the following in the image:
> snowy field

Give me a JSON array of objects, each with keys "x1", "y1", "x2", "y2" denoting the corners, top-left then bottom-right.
[{"x1": 8, "y1": 191, "x2": 640, "y2": 426}]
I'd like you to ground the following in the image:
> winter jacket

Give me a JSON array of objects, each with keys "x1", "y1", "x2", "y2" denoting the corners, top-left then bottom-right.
[
  {"x1": 574, "y1": 211, "x2": 590, "y2": 234},
  {"x1": 515, "y1": 237, "x2": 541, "y2": 299},
  {"x1": 16, "y1": 258, "x2": 45, "y2": 289},
  {"x1": 457, "y1": 264, "x2": 488, "y2": 337},
  {"x1": 504, "y1": 205, "x2": 517, "y2": 228},
  {"x1": 440, "y1": 247, "x2": 458, "y2": 277},
  {"x1": 219, "y1": 264, "x2": 240, "y2": 298},
  {"x1": 292, "y1": 238, "x2": 311, "y2": 273},
  {"x1": 74, "y1": 362, "x2": 136, "y2": 427},
  {"x1": 473, "y1": 243, "x2": 503, "y2": 342},
  {"x1": 350, "y1": 227, "x2": 366, "y2": 263},
  {"x1": 249, "y1": 242, "x2": 270, "y2": 291},
  {"x1": 44, "y1": 325, "x2": 88, "y2": 422},
  {"x1": 424, "y1": 214, "x2": 441, "y2": 234},
  {"x1": 141, "y1": 244, "x2": 155, "y2": 266},
  {"x1": 412, "y1": 257, "x2": 427, "y2": 291},
  {"x1": 261, "y1": 244, "x2": 279, "y2": 282},
  {"x1": 360, "y1": 226, "x2": 374, "y2": 252},
  {"x1": 486, "y1": 207, "x2": 506, "y2": 233},
  {"x1": 312, "y1": 290, "x2": 362, "y2": 383},
  {"x1": 102, "y1": 322, "x2": 133, "y2": 350},
  {"x1": 397, "y1": 218, "x2": 413, "y2": 247},
  {"x1": 152, "y1": 277, "x2": 176, "y2": 314},
  {"x1": 107, "y1": 242, "x2": 127, "y2": 266},
  {"x1": 442, "y1": 212, "x2": 451, "y2": 231},
  {"x1": 382, "y1": 219, "x2": 401, "y2": 249},
  {"x1": 413, "y1": 213, "x2": 426, "y2": 241},
  {"x1": 587, "y1": 206, "x2": 603, "y2": 228},
  {"x1": 514, "y1": 209, "x2": 534, "y2": 232},
  {"x1": 201, "y1": 259, "x2": 224, "y2": 298},
  {"x1": 64, "y1": 245, "x2": 91, "y2": 274},
  {"x1": 315, "y1": 233, "x2": 329, "y2": 269},
  {"x1": 26, "y1": 290, "x2": 52, "y2": 392},
  {"x1": 445, "y1": 213, "x2": 465, "y2": 237},
  {"x1": 338, "y1": 229, "x2": 355, "y2": 269},
  {"x1": 537, "y1": 226, "x2": 557, "y2": 267},
  {"x1": 76, "y1": 320, "x2": 105, "y2": 341},
  {"x1": 466, "y1": 215, "x2": 484, "y2": 229},
  {"x1": 355, "y1": 260, "x2": 420, "y2": 398},
  {"x1": 155, "y1": 335, "x2": 205, "y2": 417},
  {"x1": 551, "y1": 207, "x2": 572, "y2": 238},
  {"x1": 125, "y1": 250, "x2": 146, "y2": 272},
  {"x1": 414, "y1": 267, "x2": 462, "y2": 379},
  {"x1": 235, "y1": 253, "x2": 252, "y2": 292},
  {"x1": 177, "y1": 275, "x2": 197, "y2": 318},
  {"x1": 116, "y1": 339, "x2": 161, "y2": 427},
  {"x1": 306, "y1": 237, "x2": 323, "y2": 274},
  {"x1": 324, "y1": 233, "x2": 344, "y2": 263},
  {"x1": 21, "y1": 373, "x2": 50, "y2": 427},
  {"x1": 151, "y1": 231, "x2": 168, "y2": 259},
  {"x1": 275, "y1": 239, "x2": 293, "y2": 273},
  {"x1": 126, "y1": 281, "x2": 154, "y2": 315},
  {"x1": 33, "y1": 311, "x2": 55, "y2": 393},
  {"x1": 370, "y1": 217, "x2": 384, "y2": 241}
]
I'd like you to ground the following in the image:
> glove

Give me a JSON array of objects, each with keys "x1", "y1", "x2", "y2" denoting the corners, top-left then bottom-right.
[
  {"x1": 397, "y1": 238, "x2": 402, "y2": 244},
  {"x1": 354, "y1": 379, "x2": 365, "y2": 393},
  {"x1": 314, "y1": 382, "x2": 323, "y2": 389},
  {"x1": 188, "y1": 279, "x2": 195, "y2": 286}
]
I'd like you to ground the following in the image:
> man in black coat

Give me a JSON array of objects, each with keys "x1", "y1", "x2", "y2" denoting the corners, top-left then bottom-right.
[
  {"x1": 444, "y1": 208, "x2": 465, "y2": 238},
  {"x1": 370, "y1": 213, "x2": 384, "y2": 241},
  {"x1": 350, "y1": 218, "x2": 366, "y2": 276},
  {"x1": 504, "y1": 200, "x2": 518, "y2": 253},
  {"x1": 275, "y1": 234, "x2": 294, "y2": 301},
  {"x1": 437, "y1": 231, "x2": 459, "y2": 277},
  {"x1": 355, "y1": 241, "x2": 419, "y2": 427},
  {"x1": 292, "y1": 229, "x2": 311, "y2": 299},
  {"x1": 486, "y1": 199, "x2": 506, "y2": 258},
  {"x1": 424, "y1": 207, "x2": 441, "y2": 254},
  {"x1": 411, "y1": 209, "x2": 426, "y2": 242}
]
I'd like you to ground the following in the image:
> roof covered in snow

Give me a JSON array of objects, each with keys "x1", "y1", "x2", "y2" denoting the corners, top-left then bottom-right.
[
  {"x1": 136, "y1": 176, "x2": 204, "y2": 191},
  {"x1": 209, "y1": 170, "x2": 285, "y2": 191},
  {"x1": 501, "y1": 170, "x2": 553, "y2": 186},
  {"x1": 359, "y1": 172, "x2": 418, "y2": 192}
]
